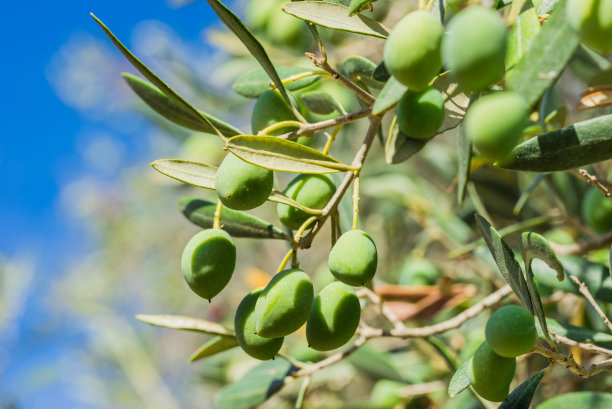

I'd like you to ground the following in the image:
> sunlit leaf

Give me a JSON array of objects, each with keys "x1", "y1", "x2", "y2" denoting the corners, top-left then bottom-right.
[
  {"x1": 282, "y1": 1, "x2": 389, "y2": 38},
  {"x1": 232, "y1": 67, "x2": 321, "y2": 98},
  {"x1": 448, "y1": 358, "x2": 471, "y2": 398},
  {"x1": 432, "y1": 74, "x2": 470, "y2": 134},
  {"x1": 506, "y1": 7, "x2": 541, "y2": 70},
  {"x1": 543, "y1": 318, "x2": 612, "y2": 343},
  {"x1": 189, "y1": 336, "x2": 238, "y2": 362},
  {"x1": 372, "y1": 76, "x2": 407, "y2": 115},
  {"x1": 178, "y1": 197, "x2": 291, "y2": 240},
  {"x1": 226, "y1": 135, "x2": 353, "y2": 173},
  {"x1": 152, "y1": 159, "x2": 217, "y2": 190},
  {"x1": 136, "y1": 314, "x2": 234, "y2": 336},
  {"x1": 499, "y1": 368, "x2": 547, "y2": 409},
  {"x1": 500, "y1": 114, "x2": 612, "y2": 172}
]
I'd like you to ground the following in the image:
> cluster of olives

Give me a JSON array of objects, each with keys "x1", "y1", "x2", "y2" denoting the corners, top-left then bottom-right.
[{"x1": 469, "y1": 305, "x2": 537, "y2": 401}]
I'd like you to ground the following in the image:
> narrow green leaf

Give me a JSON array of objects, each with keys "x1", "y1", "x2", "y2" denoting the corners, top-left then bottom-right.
[
  {"x1": 340, "y1": 55, "x2": 383, "y2": 89},
  {"x1": 215, "y1": 360, "x2": 294, "y2": 409},
  {"x1": 543, "y1": 318, "x2": 612, "y2": 343},
  {"x1": 152, "y1": 159, "x2": 217, "y2": 190},
  {"x1": 475, "y1": 214, "x2": 533, "y2": 312},
  {"x1": 432, "y1": 73, "x2": 470, "y2": 134},
  {"x1": 203, "y1": 0, "x2": 295, "y2": 109},
  {"x1": 448, "y1": 358, "x2": 471, "y2": 398},
  {"x1": 348, "y1": 0, "x2": 374, "y2": 16},
  {"x1": 505, "y1": 0, "x2": 580, "y2": 107},
  {"x1": 499, "y1": 368, "x2": 547, "y2": 409},
  {"x1": 385, "y1": 118, "x2": 432, "y2": 164},
  {"x1": 123, "y1": 73, "x2": 241, "y2": 136},
  {"x1": 91, "y1": 14, "x2": 225, "y2": 139},
  {"x1": 372, "y1": 61, "x2": 390, "y2": 83},
  {"x1": 500, "y1": 114, "x2": 612, "y2": 172},
  {"x1": 536, "y1": 392, "x2": 612, "y2": 409},
  {"x1": 178, "y1": 196, "x2": 291, "y2": 240},
  {"x1": 348, "y1": 344, "x2": 405, "y2": 382},
  {"x1": 456, "y1": 124, "x2": 471, "y2": 207},
  {"x1": 506, "y1": 7, "x2": 541, "y2": 69},
  {"x1": 136, "y1": 314, "x2": 234, "y2": 336},
  {"x1": 537, "y1": 0, "x2": 560, "y2": 14},
  {"x1": 189, "y1": 336, "x2": 238, "y2": 363},
  {"x1": 282, "y1": 2, "x2": 389, "y2": 38},
  {"x1": 232, "y1": 67, "x2": 321, "y2": 98},
  {"x1": 226, "y1": 135, "x2": 353, "y2": 173},
  {"x1": 372, "y1": 76, "x2": 407, "y2": 115},
  {"x1": 300, "y1": 90, "x2": 344, "y2": 115}
]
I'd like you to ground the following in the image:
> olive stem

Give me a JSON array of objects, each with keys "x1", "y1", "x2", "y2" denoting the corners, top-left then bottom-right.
[
  {"x1": 274, "y1": 70, "x2": 330, "y2": 87},
  {"x1": 322, "y1": 124, "x2": 343, "y2": 155},
  {"x1": 307, "y1": 23, "x2": 327, "y2": 62},
  {"x1": 352, "y1": 174, "x2": 360, "y2": 230},
  {"x1": 330, "y1": 211, "x2": 339, "y2": 246},
  {"x1": 551, "y1": 331, "x2": 612, "y2": 356},
  {"x1": 277, "y1": 351, "x2": 307, "y2": 369},
  {"x1": 294, "y1": 376, "x2": 311, "y2": 409},
  {"x1": 213, "y1": 201, "x2": 223, "y2": 229},
  {"x1": 277, "y1": 248, "x2": 294, "y2": 273},
  {"x1": 279, "y1": 107, "x2": 373, "y2": 141},
  {"x1": 532, "y1": 342, "x2": 612, "y2": 378},
  {"x1": 258, "y1": 120, "x2": 304, "y2": 136},
  {"x1": 568, "y1": 275, "x2": 612, "y2": 333},
  {"x1": 292, "y1": 216, "x2": 318, "y2": 267}
]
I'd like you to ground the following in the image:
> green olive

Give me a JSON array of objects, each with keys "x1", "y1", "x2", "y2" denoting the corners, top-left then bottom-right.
[
  {"x1": 582, "y1": 187, "x2": 612, "y2": 233},
  {"x1": 254, "y1": 269, "x2": 314, "y2": 338},
  {"x1": 464, "y1": 92, "x2": 528, "y2": 161},
  {"x1": 328, "y1": 230, "x2": 377, "y2": 286},
  {"x1": 567, "y1": 0, "x2": 612, "y2": 54},
  {"x1": 383, "y1": 10, "x2": 443, "y2": 91},
  {"x1": 485, "y1": 305, "x2": 537, "y2": 358},
  {"x1": 442, "y1": 6, "x2": 507, "y2": 92},
  {"x1": 469, "y1": 341, "x2": 516, "y2": 402},
  {"x1": 251, "y1": 89, "x2": 300, "y2": 136},
  {"x1": 215, "y1": 153, "x2": 274, "y2": 210},
  {"x1": 396, "y1": 86, "x2": 445, "y2": 139},
  {"x1": 181, "y1": 229, "x2": 236, "y2": 301},
  {"x1": 277, "y1": 174, "x2": 336, "y2": 230},
  {"x1": 306, "y1": 282, "x2": 361, "y2": 351},
  {"x1": 234, "y1": 288, "x2": 284, "y2": 360}
]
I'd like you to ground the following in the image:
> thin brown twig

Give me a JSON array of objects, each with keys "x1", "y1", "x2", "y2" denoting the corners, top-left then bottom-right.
[
  {"x1": 289, "y1": 336, "x2": 368, "y2": 378},
  {"x1": 551, "y1": 332, "x2": 612, "y2": 356},
  {"x1": 568, "y1": 275, "x2": 612, "y2": 333},
  {"x1": 570, "y1": 168, "x2": 612, "y2": 197},
  {"x1": 279, "y1": 107, "x2": 372, "y2": 140},
  {"x1": 532, "y1": 342, "x2": 612, "y2": 378}
]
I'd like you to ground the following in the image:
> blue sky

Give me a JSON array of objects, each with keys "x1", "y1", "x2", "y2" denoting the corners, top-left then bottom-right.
[{"x1": 1, "y1": 1, "x2": 218, "y2": 407}]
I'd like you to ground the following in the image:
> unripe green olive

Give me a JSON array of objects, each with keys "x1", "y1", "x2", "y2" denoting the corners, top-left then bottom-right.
[
  {"x1": 306, "y1": 282, "x2": 361, "y2": 351},
  {"x1": 442, "y1": 6, "x2": 507, "y2": 92},
  {"x1": 469, "y1": 341, "x2": 516, "y2": 402},
  {"x1": 251, "y1": 89, "x2": 300, "y2": 136},
  {"x1": 215, "y1": 153, "x2": 274, "y2": 210},
  {"x1": 485, "y1": 305, "x2": 536, "y2": 358},
  {"x1": 567, "y1": 0, "x2": 612, "y2": 54},
  {"x1": 234, "y1": 288, "x2": 284, "y2": 360},
  {"x1": 464, "y1": 92, "x2": 528, "y2": 161},
  {"x1": 181, "y1": 229, "x2": 236, "y2": 301},
  {"x1": 396, "y1": 86, "x2": 445, "y2": 139},
  {"x1": 254, "y1": 269, "x2": 314, "y2": 338},
  {"x1": 582, "y1": 187, "x2": 612, "y2": 232},
  {"x1": 277, "y1": 174, "x2": 336, "y2": 230},
  {"x1": 328, "y1": 229, "x2": 377, "y2": 286},
  {"x1": 383, "y1": 10, "x2": 443, "y2": 91}
]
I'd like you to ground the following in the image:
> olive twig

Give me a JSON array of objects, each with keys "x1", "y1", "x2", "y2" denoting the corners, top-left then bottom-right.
[
  {"x1": 352, "y1": 174, "x2": 360, "y2": 230},
  {"x1": 532, "y1": 342, "x2": 612, "y2": 378},
  {"x1": 568, "y1": 275, "x2": 612, "y2": 333},
  {"x1": 279, "y1": 107, "x2": 373, "y2": 140},
  {"x1": 550, "y1": 331, "x2": 612, "y2": 356},
  {"x1": 213, "y1": 201, "x2": 223, "y2": 229},
  {"x1": 570, "y1": 168, "x2": 612, "y2": 198}
]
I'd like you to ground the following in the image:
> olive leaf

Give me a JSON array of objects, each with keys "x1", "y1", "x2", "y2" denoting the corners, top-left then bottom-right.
[
  {"x1": 372, "y1": 76, "x2": 407, "y2": 115},
  {"x1": 136, "y1": 314, "x2": 235, "y2": 336},
  {"x1": 505, "y1": 0, "x2": 580, "y2": 107},
  {"x1": 372, "y1": 61, "x2": 390, "y2": 83},
  {"x1": 300, "y1": 91, "x2": 345, "y2": 115},
  {"x1": 475, "y1": 214, "x2": 533, "y2": 312},
  {"x1": 340, "y1": 55, "x2": 383, "y2": 89},
  {"x1": 498, "y1": 368, "x2": 548, "y2": 409},
  {"x1": 520, "y1": 232, "x2": 564, "y2": 342},
  {"x1": 178, "y1": 196, "x2": 291, "y2": 240},
  {"x1": 543, "y1": 318, "x2": 612, "y2": 343},
  {"x1": 348, "y1": 0, "x2": 374, "y2": 16},
  {"x1": 189, "y1": 336, "x2": 239, "y2": 363},
  {"x1": 431, "y1": 74, "x2": 470, "y2": 134},
  {"x1": 232, "y1": 67, "x2": 321, "y2": 98},
  {"x1": 448, "y1": 358, "x2": 471, "y2": 398},
  {"x1": 500, "y1": 114, "x2": 612, "y2": 172},
  {"x1": 152, "y1": 159, "x2": 217, "y2": 190},
  {"x1": 505, "y1": 7, "x2": 541, "y2": 70},
  {"x1": 282, "y1": 1, "x2": 389, "y2": 38},
  {"x1": 456, "y1": 124, "x2": 471, "y2": 206},
  {"x1": 203, "y1": 0, "x2": 296, "y2": 110},
  {"x1": 123, "y1": 73, "x2": 242, "y2": 136},
  {"x1": 536, "y1": 392, "x2": 612, "y2": 409},
  {"x1": 384, "y1": 118, "x2": 433, "y2": 164},
  {"x1": 215, "y1": 359, "x2": 295, "y2": 409},
  {"x1": 347, "y1": 344, "x2": 406, "y2": 382},
  {"x1": 91, "y1": 14, "x2": 227, "y2": 140},
  {"x1": 226, "y1": 135, "x2": 354, "y2": 173}
]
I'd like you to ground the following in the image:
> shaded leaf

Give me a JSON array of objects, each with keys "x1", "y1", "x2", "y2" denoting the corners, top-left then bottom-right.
[
  {"x1": 448, "y1": 358, "x2": 471, "y2": 398},
  {"x1": 543, "y1": 318, "x2": 612, "y2": 343},
  {"x1": 348, "y1": 344, "x2": 405, "y2": 382},
  {"x1": 204, "y1": 0, "x2": 295, "y2": 110},
  {"x1": 123, "y1": 73, "x2": 241, "y2": 136},
  {"x1": 91, "y1": 14, "x2": 225, "y2": 139},
  {"x1": 506, "y1": 7, "x2": 541, "y2": 69},
  {"x1": 372, "y1": 61, "x2": 390, "y2": 83},
  {"x1": 499, "y1": 368, "x2": 547, "y2": 409},
  {"x1": 475, "y1": 214, "x2": 533, "y2": 311},
  {"x1": 226, "y1": 135, "x2": 353, "y2": 173},
  {"x1": 536, "y1": 392, "x2": 612, "y2": 409},
  {"x1": 178, "y1": 196, "x2": 291, "y2": 240},
  {"x1": 456, "y1": 124, "x2": 471, "y2": 207},
  {"x1": 282, "y1": 2, "x2": 389, "y2": 38},
  {"x1": 189, "y1": 336, "x2": 239, "y2": 362},
  {"x1": 385, "y1": 118, "x2": 433, "y2": 164},
  {"x1": 500, "y1": 114, "x2": 612, "y2": 172},
  {"x1": 506, "y1": 0, "x2": 580, "y2": 107},
  {"x1": 232, "y1": 67, "x2": 321, "y2": 98},
  {"x1": 300, "y1": 90, "x2": 344, "y2": 115},
  {"x1": 372, "y1": 76, "x2": 406, "y2": 115},
  {"x1": 341, "y1": 55, "x2": 383, "y2": 89},
  {"x1": 136, "y1": 314, "x2": 234, "y2": 336},
  {"x1": 215, "y1": 360, "x2": 295, "y2": 409},
  {"x1": 348, "y1": 0, "x2": 374, "y2": 16},
  {"x1": 152, "y1": 159, "x2": 217, "y2": 189}
]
